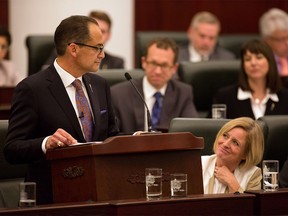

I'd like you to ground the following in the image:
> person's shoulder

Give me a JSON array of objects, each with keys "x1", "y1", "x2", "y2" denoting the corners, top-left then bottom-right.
[
  {"x1": 213, "y1": 46, "x2": 236, "y2": 60},
  {"x1": 170, "y1": 79, "x2": 192, "y2": 90}
]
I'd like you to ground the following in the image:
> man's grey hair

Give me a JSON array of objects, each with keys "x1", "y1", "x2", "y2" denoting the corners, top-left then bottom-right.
[
  {"x1": 259, "y1": 8, "x2": 288, "y2": 37},
  {"x1": 190, "y1": 11, "x2": 221, "y2": 31}
]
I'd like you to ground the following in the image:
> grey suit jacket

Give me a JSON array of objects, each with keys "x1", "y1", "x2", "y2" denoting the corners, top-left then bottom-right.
[
  {"x1": 4, "y1": 65, "x2": 119, "y2": 204},
  {"x1": 111, "y1": 78, "x2": 198, "y2": 133},
  {"x1": 178, "y1": 45, "x2": 236, "y2": 62}
]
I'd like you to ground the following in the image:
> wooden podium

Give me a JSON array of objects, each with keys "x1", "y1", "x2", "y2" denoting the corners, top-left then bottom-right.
[{"x1": 46, "y1": 132, "x2": 204, "y2": 203}]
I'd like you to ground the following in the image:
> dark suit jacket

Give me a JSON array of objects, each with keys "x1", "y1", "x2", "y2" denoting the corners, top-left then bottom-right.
[
  {"x1": 111, "y1": 78, "x2": 198, "y2": 133},
  {"x1": 100, "y1": 52, "x2": 124, "y2": 69},
  {"x1": 213, "y1": 84, "x2": 288, "y2": 119},
  {"x1": 178, "y1": 45, "x2": 236, "y2": 62},
  {"x1": 4, "y1": 65, "x2": 119, "y2": 204}
]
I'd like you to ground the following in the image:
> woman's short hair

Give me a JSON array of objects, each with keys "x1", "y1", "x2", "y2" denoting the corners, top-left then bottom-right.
[{"x1": 213, "y1": 117, "x2": 264, "y2": 170}]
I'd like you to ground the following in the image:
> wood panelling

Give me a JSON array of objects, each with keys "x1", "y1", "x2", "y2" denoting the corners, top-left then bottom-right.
[
  {"x1": 135, "y1": 0, "x2": 288, "y2": 33},
  {"x1": 0, "y1": 0, "x2": 8, "y2": 28}
]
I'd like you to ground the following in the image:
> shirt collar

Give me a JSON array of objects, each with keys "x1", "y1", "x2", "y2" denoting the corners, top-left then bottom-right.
[
  {"x1": 143, "y1": 76, "x2": 167, "y2": 99},
  {"x1": 237, "y1": 87, "x2": 279, "y2": 102},
  {"x1": 54, "y1": 59, "x2": 83, "y2": 88}
]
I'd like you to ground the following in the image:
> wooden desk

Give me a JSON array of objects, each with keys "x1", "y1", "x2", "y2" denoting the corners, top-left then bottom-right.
[
  {"x1": 246, "y1": 188, "x2": 288, "y2": 215},
  {"x1": 0, "y1": 194, "x2": 255, "y2": 216}
]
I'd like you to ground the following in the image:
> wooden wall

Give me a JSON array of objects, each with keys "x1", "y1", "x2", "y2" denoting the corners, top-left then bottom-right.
[
  {"x1": 0, "y1": 0, "x2": 8, "y2": 28},
  {"x1": 134, "y1": 0, "x2": 288, "y2": 33}
]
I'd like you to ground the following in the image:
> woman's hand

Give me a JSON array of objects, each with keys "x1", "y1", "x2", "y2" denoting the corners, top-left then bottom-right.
[{"x1": 214, "y1": 165, "x2": 240, "y2": 193}]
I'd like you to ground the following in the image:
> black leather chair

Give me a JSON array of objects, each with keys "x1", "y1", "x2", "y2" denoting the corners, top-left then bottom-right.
[
  {"x1": 218, "y1": 34, "x2": 260, "y2": 58},
  {"x1": 178, "y1": 60, "x2": 240, "y2": 117},
  {"x1": 96, "y1": 69, "x2": 145, "y2": 86},
  {"x1": 168, "y1": 118, "x2": 230, "y2": 155},
  {"x1": 0, "y1": 120, "x2": 27, "y2": 207},
  {"x1": 257, "y1": 115, "x2": 288, "y2": 170},
  {"x1": 26, "y1": 35, "x2": 54, "y2": 76}
]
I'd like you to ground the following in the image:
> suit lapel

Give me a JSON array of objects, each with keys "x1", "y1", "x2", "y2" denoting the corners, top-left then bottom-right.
[
  {"x1": 160, "y1": 82, "x2": 176, "y2": 126},
  {"x1": 133, "y1": 79, "x2": 146, "y2": 130},
  {"x1": 47, "y1": 68, "x2": 85, "y2": 141}
]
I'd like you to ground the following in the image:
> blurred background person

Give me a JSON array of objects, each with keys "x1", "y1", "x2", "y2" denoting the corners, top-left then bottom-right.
[
  {"x1": 213, "y1": 39, "x2": 288, "y2": 119},
  {"x1": 0, "y1": 26, "x2": 22, "y2": 86},
  {"x1": 178, "y1": 11, "x2": 235, "y2": 63},
  {"x1": 259, "y1": 8, "x2": 288, "y2": 77},
  {"x1": 42, "y1": 10, "x2": 124, "y2": 70},
  {"x1": 111, "y1": 38, "x2": 198, "y2": 134},
  {"x1": 202, "y1": 117, "x2": 264, "y2": 194}
]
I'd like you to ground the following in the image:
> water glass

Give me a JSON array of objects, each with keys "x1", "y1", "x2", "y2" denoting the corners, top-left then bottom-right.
[
  {"x1": 212, "y1": 104, "x2": 227, "y2": 119},
  {"x1": 19, "y1": 182, "x2": 36, "y2": 207},
  {"x1": 262, "y1": 160, "x2": 279, "y2": 191},
  {"x1": 170, "y1": 173, "x2": 187, "y2": 197},
  {"x1": 145, "y1": 168, "x2": 162, "y2": 199}
]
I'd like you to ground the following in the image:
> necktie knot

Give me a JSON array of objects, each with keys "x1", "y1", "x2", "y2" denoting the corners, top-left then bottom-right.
[
  {"x1": 72, "y1": 79, "x2": 82, "y2": 90},
  {"x1": 154, "y1": 92, "x2": 162, "y2": 100}
]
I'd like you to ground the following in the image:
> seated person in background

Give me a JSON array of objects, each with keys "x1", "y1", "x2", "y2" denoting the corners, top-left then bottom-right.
[
  {"x1": 202, "y1": 117, "x2": 264, "y2": 194},
  {"x1": 111, "y1": 38, "x2": 198, "y2": 134},
  {"x1": 42, "y1": 10, "x2": 124, "y2": 70},
  {"x1": 178, "y1": 11, "x2": 235, "y2": 63},
  {"x1": 259, "y1": 8, "x2": 288, "y2": 77},
  {"x1": 280, "y1": 156, "x2": 288, "y2": 188},
  {"x1": 0, "y1": 26, "x2": 22, "y2": 86},
  {"x1": 213, "y1": 39, "x2": 288, "y2": 119}
]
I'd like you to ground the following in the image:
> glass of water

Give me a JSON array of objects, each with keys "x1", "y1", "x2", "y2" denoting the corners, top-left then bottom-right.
[
  {"x1": 262, "y1": 160, "x2": 279, "y2": 191},
  {"x1": 145, "y1": 168, "x2": 162, "y2": 200},
  {"x1": 212, "y1": 104, "x2": 227, "y2": 119}
]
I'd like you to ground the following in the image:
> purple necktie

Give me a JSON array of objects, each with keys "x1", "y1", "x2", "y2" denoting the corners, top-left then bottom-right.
[
  {"x1": 151, "y1": 92, "x2": 162, "y2": 130},
  {"x1": 72, "y1": 79, "x2": 94, "y2": 142}
]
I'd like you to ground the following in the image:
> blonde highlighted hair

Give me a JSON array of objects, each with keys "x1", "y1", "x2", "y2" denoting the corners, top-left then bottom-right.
[{"x1": 213, "y1": 117, "x2": 264, "y2": 170}]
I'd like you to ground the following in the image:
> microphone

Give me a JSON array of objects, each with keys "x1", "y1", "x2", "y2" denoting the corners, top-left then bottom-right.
[{"x1": 125, "y1": 72, "x2": 153, "y2": 132}]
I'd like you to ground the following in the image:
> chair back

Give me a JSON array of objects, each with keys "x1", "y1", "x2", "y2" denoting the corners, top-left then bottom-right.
[
  {"x1": 257, "y1": 115, "x2": 288, "y2": 170},
  {"x1": 26, "y1": 35, "x2": 54, "y2": 76},
  {"x1": 178, "y1": 60, "x2": 240, "y2": 117},
  {"x1": 168, "y1": 118, "x2": 230, "y2": 155},
  {"x1": 218, "y1": 34, "x2": 260, "y2": 58},
  {"x1": 96, "y1": 69, "x2": 145, "y2": 86},
  {"x1": 0, "y1": 120, "x2": 27, "y2": 179}
]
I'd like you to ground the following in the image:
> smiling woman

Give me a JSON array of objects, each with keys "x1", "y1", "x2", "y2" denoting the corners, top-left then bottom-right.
[{"x1": 201, "y1": 117, "x2": 264, "y2": 194}]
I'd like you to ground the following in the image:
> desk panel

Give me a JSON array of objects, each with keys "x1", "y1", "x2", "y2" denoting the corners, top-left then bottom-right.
[
  {"x1": 246, "y1": 188, "x2": 288, "y2": 215},
  {"x1": 0, "y1": 194, "x2": 254, "y2": 216}
]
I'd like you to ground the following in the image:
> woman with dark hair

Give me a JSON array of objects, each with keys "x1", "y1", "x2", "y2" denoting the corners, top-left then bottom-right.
[
  {"x1": 213, "y1": 39, "x2": 288, "y2": 119},
  {"x1": 0, "y1": 26, "x2": 22, "y2": 86}
]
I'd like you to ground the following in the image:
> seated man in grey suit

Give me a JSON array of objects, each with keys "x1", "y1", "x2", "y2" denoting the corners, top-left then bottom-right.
[
  {"x1": 178, "y1": 11, "x2": 235, "y2": 62},
  {"x1": 111, "y1": 38, "x2": 198, "y2": 134}
]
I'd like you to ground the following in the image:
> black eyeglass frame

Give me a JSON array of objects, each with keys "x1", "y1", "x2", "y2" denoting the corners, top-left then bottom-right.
[{"x1": 68, "y1": 42, "x2": 104, "y2": 53}]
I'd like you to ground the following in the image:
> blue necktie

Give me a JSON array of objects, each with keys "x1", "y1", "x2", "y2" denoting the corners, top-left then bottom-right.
[
  {"x1": 152, "y1": 92, "x2": 162, "y2": 130},
  {"x1": 72, "y1": 79, "x2": 94, "y2": 142}
]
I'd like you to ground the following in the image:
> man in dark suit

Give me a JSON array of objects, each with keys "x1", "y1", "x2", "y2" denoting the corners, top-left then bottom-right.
[
  {"x1": 111, "y1": 38, "x2": 198, "y2": 134},
  {"x1": 42, "y1": 10, "x2": 124, "y2": 70},
  {"x1": 178, "y1": 11, "x2": 235, "y2": 63},
  {"x1": 4, "y1": 15, "x2": 119, "y2": 204}
]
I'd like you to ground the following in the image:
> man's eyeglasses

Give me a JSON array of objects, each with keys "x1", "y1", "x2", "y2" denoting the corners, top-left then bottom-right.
[
  {"x1": 68, "y1": 42, "x2": 104, "y2": 54},
  {"x1": 145, "y1": 60, "x2": 174, "y2": 71},
  {"x1": 269, "y1": 36, "x2": 288, "y2": 43}
]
